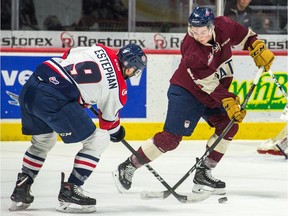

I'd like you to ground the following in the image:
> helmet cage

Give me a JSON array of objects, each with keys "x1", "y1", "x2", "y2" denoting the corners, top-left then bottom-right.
[
  {"x1": 131, "y1": 67, "x2": 143, "y2": 78},
  {"x1": 118, "y1": 44, "x2": 147, "y2": 79},
  {"x1": 187, "y1": 23, "x2": 214, "y2": 38}
]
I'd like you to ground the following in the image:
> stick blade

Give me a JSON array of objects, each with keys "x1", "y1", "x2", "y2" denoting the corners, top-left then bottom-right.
[
  {"x1": 141, "y1": 191, "x2": 211, "y2": 203},
  {"x1": 184, "y1": 191, "x2": 212, "y2": 203},
  {"x1": 141, "y1": 191, "x2": 165, "y2": 199}
]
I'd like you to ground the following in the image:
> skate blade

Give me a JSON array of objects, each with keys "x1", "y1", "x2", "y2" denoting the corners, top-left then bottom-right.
[
  {"x1": 112, "y1": 170, "x2": 128, "y2": 194},
  {"x1": 56, "y1": 202, "x2": 96, "y2": 213},
  {"x1": 9, "y1": 201, "x2": 30, "y2": 211},
  {"x1": 192, "y1": 185, "x2": 226, "y2": 195}
]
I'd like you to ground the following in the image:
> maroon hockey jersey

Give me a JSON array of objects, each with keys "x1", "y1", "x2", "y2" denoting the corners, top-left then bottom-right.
[{"x1": 170, "y1": 16, "x2": 257, "y2": 109}]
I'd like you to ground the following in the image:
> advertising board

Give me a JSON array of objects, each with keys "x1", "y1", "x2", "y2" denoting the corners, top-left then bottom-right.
[
  {"x1": 1, "y1": 54, "x2": 146, "y2": 119},
  {"x1": 1, "y1": 49, "x2": 287, "y2": 140},
  {"x1": 1, "y1": 31, "x2": 287, "y2": 50}
]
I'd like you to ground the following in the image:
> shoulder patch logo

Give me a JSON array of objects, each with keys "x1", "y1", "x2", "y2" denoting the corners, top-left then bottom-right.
[
  {"x1": 49, "y1": 76, "x2": 60, "y2": 85},
  {"x1": 122, "y1": 89, "x2": 127, "y2": 96}
]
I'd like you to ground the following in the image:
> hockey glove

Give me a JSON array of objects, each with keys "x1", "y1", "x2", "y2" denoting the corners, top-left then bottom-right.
[
  {"x1": 222, "y1": 97, "x2": 246, "y2": 123},
  {"x1": 248, "y1": 40, "x2": 274, "y2": 72},
  {"x1": 110, "y1": 126, "x2": 125, "y2": 142}
]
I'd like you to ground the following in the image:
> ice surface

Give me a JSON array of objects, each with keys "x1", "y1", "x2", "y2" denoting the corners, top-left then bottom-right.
[{"x1": 1, "y1": 140, "x2": 287, "y2": 216}]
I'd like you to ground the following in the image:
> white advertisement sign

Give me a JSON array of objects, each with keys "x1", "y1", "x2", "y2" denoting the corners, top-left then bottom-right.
[{"x1": 1, "y1": 31, "x2": 287, "y2": 50}]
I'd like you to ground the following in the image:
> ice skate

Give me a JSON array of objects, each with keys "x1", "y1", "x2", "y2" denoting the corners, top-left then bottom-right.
[
  {"x1": 56, "y1": 172, "x2": 96, "y2": 213},
  {"x1": 112, "y1": 158, "x2": 136, "y2": 193},
  {"x1": 257, "y1": 138, "x2": 288, "y2": 157},
  {"x1": 9, "y1": 173, "x2": 34, "y2": 211},
  {"x1": 192, "y1": 164, "x2": 226, "y2": 195}
]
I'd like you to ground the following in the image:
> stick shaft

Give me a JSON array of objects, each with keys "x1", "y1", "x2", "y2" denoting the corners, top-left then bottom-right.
[
  {"x1": 88, "y1": 107, "x2": 187, "y2": 202},
  {"x1": 267, "y1": 70, "x2": 288, "y2": 120},
  {"x1": 268, "y1": 70, "x2": 288, "y2": 99}
]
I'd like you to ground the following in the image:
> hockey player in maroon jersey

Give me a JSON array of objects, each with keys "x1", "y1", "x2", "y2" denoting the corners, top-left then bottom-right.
[
  {"x1": 9, "y1": 43, "x2": 147, "y2": 213},
  {"x1": 113, "y1": 7, "x2": 274, "y2": 195}
]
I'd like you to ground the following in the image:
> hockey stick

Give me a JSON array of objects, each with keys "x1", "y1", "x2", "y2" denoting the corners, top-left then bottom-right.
[
  {"x1": 276, "y1": 144, "x2": 288, "y2": 159},
  {"x1": 275, "y1": 136, "x2": 288, "y2": 159},
  {"x1": 88, "y1": 107, "x2": 210, "y2": 203},
  {"x1": 120, "y1": 139, "x2": 211, "y2": 202},
  {"x1": 267, "y1": 70, "x2": 288, "y2": 121},
  {"x1": 141, "y1": 66, "x2": 264, "y2": 199}
]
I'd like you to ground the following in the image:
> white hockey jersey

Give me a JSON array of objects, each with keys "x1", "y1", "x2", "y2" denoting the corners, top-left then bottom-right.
[{"x1": 44, "y1": 44, "x2": 127, "y2": 133}]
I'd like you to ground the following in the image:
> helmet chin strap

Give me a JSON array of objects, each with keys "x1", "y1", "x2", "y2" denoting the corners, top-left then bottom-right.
[
  {"x1": 123, "y1": 67, "x2": 134, "y2": 80},
  {"x1": 207, "y1": 26, "x2": 215, "y2": 44},
  {"x1": 123, "y1": 71, "x2": 129, "y2": 80},
  {"x1": 208, "y1": 24, "x2": 215, "y2": 35},
  {"x1": 121, "y1": 67, "x2": 128, "y2": 80}
]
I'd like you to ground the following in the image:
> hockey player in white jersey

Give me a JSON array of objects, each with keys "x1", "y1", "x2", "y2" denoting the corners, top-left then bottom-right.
[
  {"x1": 257, "y1": 125, "x2": 288, "y2": 158},
  {"x1": 9, "y1": 43, "x2": 147, "y2": 213}
]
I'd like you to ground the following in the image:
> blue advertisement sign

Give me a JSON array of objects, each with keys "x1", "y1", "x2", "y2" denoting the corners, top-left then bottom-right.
[{"x1": 1, "y1": 55, "x2": 146, "y2": 119}]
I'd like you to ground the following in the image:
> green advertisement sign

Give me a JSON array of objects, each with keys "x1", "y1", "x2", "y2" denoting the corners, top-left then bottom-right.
[{"x1": 230, "y1": 72, "x2": 287, "y2": 110}]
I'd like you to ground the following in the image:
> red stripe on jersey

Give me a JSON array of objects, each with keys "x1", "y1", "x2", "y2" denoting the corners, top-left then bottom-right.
[
  {"x1": 97, "y1": 44, "x2": 127, "y2": 106},
  {"x1": 98, "y1": 110, "x2": 120, "y2": 130},
  {"x1": 23, "y1": 157, "x2": 42, "y2": 168},
  {"x1": 75, "y1": 159, "x2": 96, "y2": 168},
  {"x1": 44, "y1": 61, "x2": 66, "y2": 79},
  {"x1": 62, "y1": 49, "x2": 71, "y2": 59}
]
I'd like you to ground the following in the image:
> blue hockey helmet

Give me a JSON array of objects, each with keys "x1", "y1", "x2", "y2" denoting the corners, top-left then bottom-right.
[
  {"x1": 117, "y1": 43, "x2": 147, "y2": 79},
  {"x1": 188, "y1": 7, "x2": 214, "y2": 27}
]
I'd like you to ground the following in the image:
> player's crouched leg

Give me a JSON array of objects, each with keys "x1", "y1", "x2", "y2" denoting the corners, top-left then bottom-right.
[
  {"x1": 57, "y1": 129, "x2": 110, "y2": 213},
  {"x1": 113, "y1": 131, "x2": 182, "y2": 193}
]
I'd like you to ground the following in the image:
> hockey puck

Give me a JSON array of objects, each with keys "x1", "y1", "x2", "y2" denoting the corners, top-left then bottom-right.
[{"x1": 218, "y1": 197, "x2": 228, "y2": 203}]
